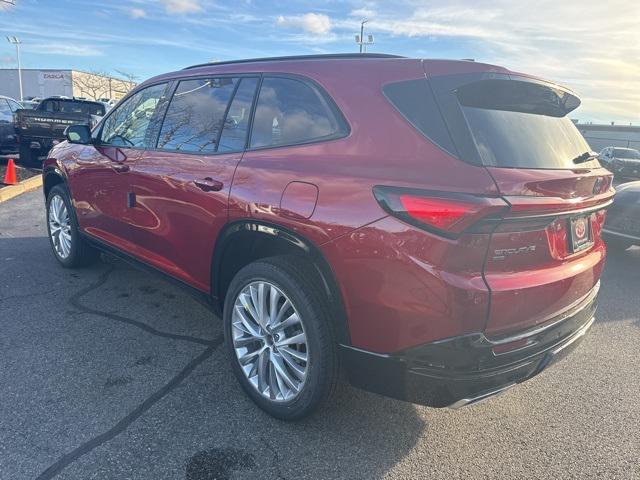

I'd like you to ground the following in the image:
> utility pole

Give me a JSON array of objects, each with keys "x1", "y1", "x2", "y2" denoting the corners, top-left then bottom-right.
[
  {"x1": 6, "y1": 36, "x2": 23, "y2": 102},
  {"x1": 355, "y1": 20, "x2": 374, "y2": 53},
  {"x1": 359, "y1": 20, "x2": 367, "y2": 53}
]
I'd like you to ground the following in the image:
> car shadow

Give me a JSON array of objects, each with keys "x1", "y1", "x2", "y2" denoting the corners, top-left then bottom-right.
[
  {"x1": 0, "y1": 235, "x2": 426, "y2": 480},
  {"x1": 598, "y1": 245, "x2": 640, "y2": 328}
]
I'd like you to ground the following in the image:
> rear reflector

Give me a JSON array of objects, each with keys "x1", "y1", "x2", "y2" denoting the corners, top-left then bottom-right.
[{"x1": 373, "y1": 186, "x2": 509, "y2": 237}]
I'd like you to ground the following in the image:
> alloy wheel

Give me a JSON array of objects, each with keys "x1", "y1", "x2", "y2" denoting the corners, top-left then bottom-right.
[
  {"x1": 48, "y1": 194, "x2": 72, "y2": 259},
  {"x1": 231, "y1": 281, "x2": 309, "y2": 402}
]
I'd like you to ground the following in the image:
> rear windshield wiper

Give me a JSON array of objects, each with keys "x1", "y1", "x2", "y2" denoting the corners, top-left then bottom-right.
[{"x1": 572, "y1": 152, "x2": 596, "y2": 164}]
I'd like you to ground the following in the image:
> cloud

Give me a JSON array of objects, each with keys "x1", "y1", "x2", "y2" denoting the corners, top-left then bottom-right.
[
  {"x1": 23, "y1": 43, "x2": 102, "y2": 57},
  {"x1": 350, "y1": 8, "x2": 376, "y2": 19},
  {"x1": 276, "y1": 13, "x2": 332, "y2": 35},
  {"x1": 129, "y1": 8, "x2": 146, "y2": 18},
  {"x1": 160, "y1": 0, "x2": 202, "y2": 14},
  {"x1": 351, "y1": 0, "x2": 640, "y2": 122}
]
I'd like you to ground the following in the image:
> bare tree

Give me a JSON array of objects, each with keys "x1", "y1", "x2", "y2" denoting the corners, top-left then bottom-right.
[
  {"x1": 112, "y1": 70, "x2": 138, "y2": 96},
  {"x1": 72, "y1": 71, "x2": 112, "y2": 100}
]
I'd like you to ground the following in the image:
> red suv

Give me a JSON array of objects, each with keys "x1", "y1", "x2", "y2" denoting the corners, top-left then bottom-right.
[{"x1": 43, "y1": 54, "x2": 613, "y2": 419}]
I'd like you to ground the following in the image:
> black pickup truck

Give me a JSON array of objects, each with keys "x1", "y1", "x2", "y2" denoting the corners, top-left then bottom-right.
[{"x1": 15, "y1": 97, "x2": 105, "y2": 166}]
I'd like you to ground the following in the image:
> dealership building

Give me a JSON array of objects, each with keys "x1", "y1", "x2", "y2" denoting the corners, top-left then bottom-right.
[
  {"x1": 575, "y1": 122, "x2": 640, "y2": 152},
  {"x1": 0, "y1": 69, "x2": 135, "y2": 102}
]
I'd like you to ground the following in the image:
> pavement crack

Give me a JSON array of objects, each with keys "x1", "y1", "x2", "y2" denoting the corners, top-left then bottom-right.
[
  {"x1": 69, "y1": 265, "x2": 215, "y2": 346},
  {"x1": 36, "y1": 341, "x2": 222, "y2": 480}
]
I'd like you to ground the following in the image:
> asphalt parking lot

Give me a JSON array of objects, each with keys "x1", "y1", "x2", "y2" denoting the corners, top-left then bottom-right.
[{"x1": 1, "y1": 188, "x2": 639, "y2": 480}]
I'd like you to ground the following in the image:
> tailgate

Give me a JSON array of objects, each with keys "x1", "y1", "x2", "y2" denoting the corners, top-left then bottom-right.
[
  {"x1": 17, "y1": 111, "x2": 89, "y2": 139},
  {"x1": 482, "y1": 167, "x2": 613, "y2": 337}
]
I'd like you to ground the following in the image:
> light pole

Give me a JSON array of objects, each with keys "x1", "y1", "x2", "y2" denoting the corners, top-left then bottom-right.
[
  {"x1": 6, "y1": 36, "x2": 23, "y2": 102},
  {"x1": 355, "y1": 20, "x2": 374, "y2": 53}
]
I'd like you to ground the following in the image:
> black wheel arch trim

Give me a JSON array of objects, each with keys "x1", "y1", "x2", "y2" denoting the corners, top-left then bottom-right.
[
  {"x1": 42, "y1": 165, "x2": 69, "y2": 199},
  {"x1": 211, "y1": 219, "x2": 352, "y2": 345}
]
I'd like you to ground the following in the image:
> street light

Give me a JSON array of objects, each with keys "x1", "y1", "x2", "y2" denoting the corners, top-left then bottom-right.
[
  {"x1": 355, "y1": 19, "x2": 374, "y2": 53},
  {"x1": 6, "y1": 36, "x2": 23, "y2": 102}
]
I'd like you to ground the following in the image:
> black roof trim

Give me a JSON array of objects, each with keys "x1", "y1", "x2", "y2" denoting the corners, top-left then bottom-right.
[{"x1": 183, "y1": 53, "x2": 406, "y2": 70}]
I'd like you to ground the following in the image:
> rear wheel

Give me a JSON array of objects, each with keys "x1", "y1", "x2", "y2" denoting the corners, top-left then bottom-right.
[
  {"x1": 46, "y1": 184, "x2": 98, "y2": 268},
  {"x1": 223, "y1": 256, "x2": 338, "y2": 420}
]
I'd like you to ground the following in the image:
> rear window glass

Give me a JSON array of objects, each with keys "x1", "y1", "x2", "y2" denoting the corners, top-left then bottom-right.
[
  {"x1": 41, "y1": 100, "x2": 105, "y2": 116},
  {"x1": 613, "y1": 148, "x2": 640, "y2": 159},
  {"x1": 383, "y1": 79, "x2": 456, "y2": 155},
  {"x1": 456, "y1": 79, "x2": 591, "y2": 169}
]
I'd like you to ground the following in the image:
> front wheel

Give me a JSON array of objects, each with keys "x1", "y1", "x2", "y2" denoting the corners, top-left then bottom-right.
[
  {"x1": 223, "y1": 257, "x2": 338, "y2": 420},
  {"x1": 46, "y1": 184, "x2": 99, "y2": 268}
]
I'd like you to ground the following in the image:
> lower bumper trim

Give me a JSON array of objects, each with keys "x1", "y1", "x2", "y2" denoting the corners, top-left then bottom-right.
[{"x1": 340, "y1": 294, "x2": 597, "y2": 409}]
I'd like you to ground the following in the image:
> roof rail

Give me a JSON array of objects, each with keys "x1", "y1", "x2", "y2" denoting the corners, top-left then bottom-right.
[{"x1": 183, "y1": 53, "x2": 406, "y2": 70}]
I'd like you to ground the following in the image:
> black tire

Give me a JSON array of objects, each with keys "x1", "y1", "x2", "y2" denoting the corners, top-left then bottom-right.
[
  {"x1": 223, "y1": 256, "x2": 338, "y2": 420},
  {"x1": 18, "y1": 144, "x2": 39, "y2": 168},
  {"x1": 604, "y1": 235, "x2": 633, "y2": 252},
  {"x1": 46, "y1": 184, "x2": 99, "y2": 268}
]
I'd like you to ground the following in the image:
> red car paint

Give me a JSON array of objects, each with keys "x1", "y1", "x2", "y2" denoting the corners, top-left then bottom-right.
[{"x1": 44, "y1": 56, "x2": 613, "y2": 357}]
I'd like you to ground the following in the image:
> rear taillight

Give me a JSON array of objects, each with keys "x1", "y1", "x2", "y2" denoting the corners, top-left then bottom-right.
[{"x1": 373, "y1": 186, "x2": 508, "y2": 238}]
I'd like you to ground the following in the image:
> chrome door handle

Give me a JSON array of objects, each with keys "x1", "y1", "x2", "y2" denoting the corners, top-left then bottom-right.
[
  {"x1": 111, "y1": 163, "x2": 129, "y2": 173},
  {"x1": 194, "y1": 177, "x2": 223, "y2": 192}
]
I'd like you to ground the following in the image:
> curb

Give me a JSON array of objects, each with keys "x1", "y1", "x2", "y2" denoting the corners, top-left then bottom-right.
[{"x1": 0, "y1": 175, "x2": 43, "y2": 203}]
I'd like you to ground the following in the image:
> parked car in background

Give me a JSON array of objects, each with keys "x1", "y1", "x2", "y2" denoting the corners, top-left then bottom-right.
[
  {"x1": 603, "y1": 181, "x2": 640, "y2": 251},
  {"x1": 598, "y1": 147, "x2": 640, "y2": 179},
  {"x1": 15, "y1": 97, "x2": 105, "y2": 167},
  {"x1": 0, "y1": 95, "x2": 22, "y2": 155},
  {"x1": 43, "y1": 54, "x2": 613, "y2": 420}
]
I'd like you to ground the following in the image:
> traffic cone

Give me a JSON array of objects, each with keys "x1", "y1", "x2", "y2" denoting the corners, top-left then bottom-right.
[{"x1": 3, "y1": 158, "x2": 18, "y2": 185}]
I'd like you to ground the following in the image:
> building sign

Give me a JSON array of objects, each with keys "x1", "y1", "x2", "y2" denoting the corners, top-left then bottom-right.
[{"x1": 39, "y1": 71, "x2": 70, "y2": 83}]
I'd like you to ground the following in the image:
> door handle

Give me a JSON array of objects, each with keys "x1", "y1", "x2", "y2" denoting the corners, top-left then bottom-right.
[
  {"x1": 194, "y1": 177, "x2": 223, "y2": 192},
  {"x1": 111, "y1": 163, "x2": 129, "y2": 173}
]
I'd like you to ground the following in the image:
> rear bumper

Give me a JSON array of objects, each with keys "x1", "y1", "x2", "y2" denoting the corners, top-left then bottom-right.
[{"x1": 341, "y1": 282, "x2": 598, "y2": 408}]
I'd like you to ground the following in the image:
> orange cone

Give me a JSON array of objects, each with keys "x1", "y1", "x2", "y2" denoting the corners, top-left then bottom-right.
[{"x1": 3, "y1": 158, "x2": 18, "y2": 185}]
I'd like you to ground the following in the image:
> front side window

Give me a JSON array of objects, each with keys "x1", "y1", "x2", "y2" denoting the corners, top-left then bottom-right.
[
  {"x1": 100, "y1": 83, "x2": 168, "y2": 148},
  {"x1": 157, "y1": 77, "x2": 237, "y2": 153},
  {"x1": 250, "y1": 77, "x2": 344, "y2": 149}
]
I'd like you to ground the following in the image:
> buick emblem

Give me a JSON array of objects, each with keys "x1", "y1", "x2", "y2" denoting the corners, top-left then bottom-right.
[{"x1": 574, "y1": 218, "x2": 587, "y2": 239}]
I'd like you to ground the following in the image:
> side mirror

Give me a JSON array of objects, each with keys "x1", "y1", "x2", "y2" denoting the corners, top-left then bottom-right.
[{"x1": 65, "y1": 124, "x2": 92, "y2": 144}]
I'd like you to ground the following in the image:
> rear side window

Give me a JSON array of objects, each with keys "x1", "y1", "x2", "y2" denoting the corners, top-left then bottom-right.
[
  {"x1": 158, "y1": 77, "x2": 237, "y2": 153},
  {"x1": 250, "y1": 77, "x2": 345, "y2": 149},
  {"x1": 383, "y1": 79, "x2": 456, "y2": 155}
]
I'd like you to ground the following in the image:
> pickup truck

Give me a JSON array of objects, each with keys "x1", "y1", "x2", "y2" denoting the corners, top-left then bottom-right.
[{"x1": 15, "y1": 97, "x2": 105, "y2": 167}]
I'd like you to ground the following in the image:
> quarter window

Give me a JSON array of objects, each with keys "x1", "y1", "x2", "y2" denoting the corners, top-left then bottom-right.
[
  {"x1": 157, "y1": 77, "x2": 237, "y2": 153},
  {"x1": 250, "y1": 77, "x2": 344, "y2": 149},
  {"x1": 100, "y1": 83, "x2": 168, "y2": 148}
]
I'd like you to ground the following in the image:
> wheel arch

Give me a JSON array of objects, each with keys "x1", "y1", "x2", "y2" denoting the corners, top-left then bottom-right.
[
  {"x1": 42, "y1": 166, "x2": 68, "y2": 199},
  {"x1": 211, "y1": 220, "x2": 351, "y2": 345}
]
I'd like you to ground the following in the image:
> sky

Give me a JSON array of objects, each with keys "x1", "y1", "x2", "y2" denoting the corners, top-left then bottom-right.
[{"x1": 0, "y1": 0, "x2": 638, "y2": 124}]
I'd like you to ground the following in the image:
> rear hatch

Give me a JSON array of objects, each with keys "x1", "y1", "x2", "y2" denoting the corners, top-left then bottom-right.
[{"x1": 427, "y1": 67, "x2": 614, "y2": 338}]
